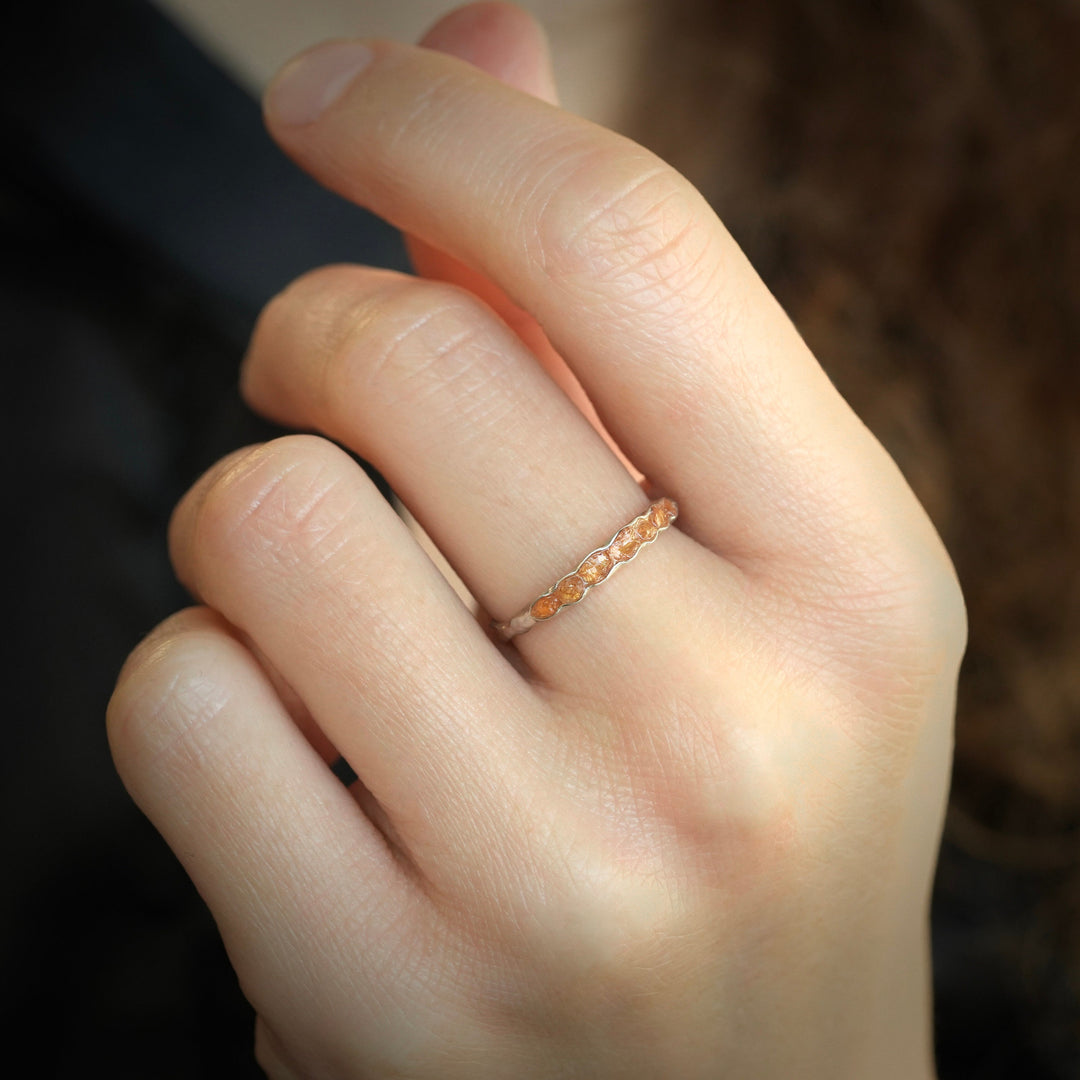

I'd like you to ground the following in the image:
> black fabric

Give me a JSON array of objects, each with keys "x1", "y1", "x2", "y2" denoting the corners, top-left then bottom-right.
[
  {"x1": 4, "y1": 0, "x2": 407, "y2": 317},
  {"x1": 2, "y1": 0, "x2": 403, "y2": 1073},
  {"x1": 1, "y1": 0, "x2": 1074, "y2": 1076}
]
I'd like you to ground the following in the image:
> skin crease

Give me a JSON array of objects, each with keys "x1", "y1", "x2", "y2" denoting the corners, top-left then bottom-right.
[{"x1": 107, "y1": 3, "x2": 966, "y2": 1078}]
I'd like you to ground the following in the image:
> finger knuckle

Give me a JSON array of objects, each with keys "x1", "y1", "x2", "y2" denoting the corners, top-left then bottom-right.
[
  {"x1": 788, "y1": 548, "x2": 969, "y2": 735},
  {"x1": 892, "y1": 557, "x2": 969, "y2": 685},
  {"x1": 195, "y1": 435, "x2": 362, "y2": 578},
  {"x1": 531, "y1": 147, "x2": 724, "y2": 324},
  {"x1": 252, "y1": 263, "x2": 370, "y2": 363},
  {"x1": 880, "y1": 551, "x2": 968, "y2": 662},
  {"x1": 330, "y1": 279, "x2": 502, "y2": 418},
  {"x1": 878, "y1": 549, "x2": 968, "y2": 665}
]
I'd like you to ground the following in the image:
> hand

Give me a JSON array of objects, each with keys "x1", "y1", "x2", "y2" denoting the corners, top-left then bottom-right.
[{"x1": 107, "y1": 4, "x2": 965, "y2": 1077}]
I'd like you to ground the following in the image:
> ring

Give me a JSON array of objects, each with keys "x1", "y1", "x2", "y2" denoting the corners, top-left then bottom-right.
[{"x1": 491, "y1": 498, "x2": 678, "y2": 640}]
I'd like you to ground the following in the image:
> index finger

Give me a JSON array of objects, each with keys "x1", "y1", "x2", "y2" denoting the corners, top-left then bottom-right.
[{"x1": 262, "y1": 38, "x2": 948, "y2": 593}]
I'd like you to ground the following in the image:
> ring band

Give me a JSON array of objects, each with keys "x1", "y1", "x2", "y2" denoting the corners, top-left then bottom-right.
[{"x1": 491, "y1": 498, "x2": 678, "y2": 641}]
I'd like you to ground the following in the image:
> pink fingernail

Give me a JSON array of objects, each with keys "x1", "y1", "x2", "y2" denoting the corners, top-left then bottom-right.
[{"x1": 266, "y1": 41, "x2": 374, "y2": 126}]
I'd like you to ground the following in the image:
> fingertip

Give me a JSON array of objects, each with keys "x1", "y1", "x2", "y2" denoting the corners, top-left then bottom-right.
[{"x1": 418, "y1": 1, "x2": 558, "y2": 103}]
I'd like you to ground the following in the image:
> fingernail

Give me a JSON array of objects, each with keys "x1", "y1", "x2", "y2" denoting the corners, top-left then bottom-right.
[{"x1": 266, "y1": 41, "x2": 374, "y2": 126}]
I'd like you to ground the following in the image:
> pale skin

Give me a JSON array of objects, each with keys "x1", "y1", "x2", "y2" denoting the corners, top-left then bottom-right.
[{"x1": 107, "y1": 3, "x2": 966, "y2": 1077}]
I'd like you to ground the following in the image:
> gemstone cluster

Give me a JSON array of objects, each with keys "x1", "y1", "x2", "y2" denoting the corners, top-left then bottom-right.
[{"x1": 527, "y1": 497, "x2": 678, "y2": 622}]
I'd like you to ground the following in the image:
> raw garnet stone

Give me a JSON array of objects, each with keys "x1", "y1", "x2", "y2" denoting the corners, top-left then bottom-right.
[
  {"x1": 578, "y1": 550, "x2": 613, "y2": 584},
  {"x1": 635, "y1": 517, "x2": 658, "y2": 541},
  {"x1": 611, "y1": 528, "x2": 643, "y2": 560}
]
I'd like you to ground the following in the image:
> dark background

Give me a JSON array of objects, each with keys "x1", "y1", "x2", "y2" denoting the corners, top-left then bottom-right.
[{"x1": 1, "y1": 1, "x2": 1074, "y2": 1075}]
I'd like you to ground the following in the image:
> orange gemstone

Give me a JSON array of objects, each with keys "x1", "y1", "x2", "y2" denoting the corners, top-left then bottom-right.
[
  {"x1": 611, "y1": 527, "x2": 643, "y2": 560},
  {"x1": 661, "y1": 498, "x2": 678, "y2": 521},
  {"x1": 530, "y1": 594, "x2": 562, "y2": 620},
  {"x1": 649, "y1": 504, "x2": 668, "y2": 528},
  {"x1": 634, "y1": 517, "x2": 658, "y2": 541},
  {"x1": 578, "y1": 549, "x2": 613, "y2": 584},
  {"x1": 555, "y1": 575, "x2": 586, "y2": 603}
]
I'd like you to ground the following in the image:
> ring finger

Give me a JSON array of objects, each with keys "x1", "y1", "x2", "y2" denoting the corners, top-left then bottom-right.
[{"x1": 242, "y1": 264, "x2": 738, "y2": 692}]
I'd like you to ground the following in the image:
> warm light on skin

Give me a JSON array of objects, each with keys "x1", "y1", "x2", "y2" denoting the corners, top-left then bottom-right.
[{"x1": 151, "y1": 0, "x2": 648, "y2": 128}]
